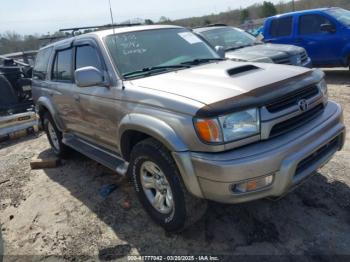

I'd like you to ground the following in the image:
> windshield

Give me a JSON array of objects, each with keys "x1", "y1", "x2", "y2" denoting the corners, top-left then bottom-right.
[
  {"x1": 199, "y1": 27, "x2": 257, "y2": 51},
  {"x1": 105, "y1": 28, "x2": 220, "y2": 78},
  {"x1": 325, "y1": 8, "x2": 350, "y2": 26}
]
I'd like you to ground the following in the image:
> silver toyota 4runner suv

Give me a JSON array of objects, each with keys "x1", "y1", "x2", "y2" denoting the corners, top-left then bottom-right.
[{"x1": 32, "y1": 25, "x2": 345, "y2": 232}]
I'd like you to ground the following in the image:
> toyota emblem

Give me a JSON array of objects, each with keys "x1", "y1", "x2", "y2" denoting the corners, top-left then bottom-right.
[{"x1": 298, "y1": 99, "x2": 309, "y2": 112}]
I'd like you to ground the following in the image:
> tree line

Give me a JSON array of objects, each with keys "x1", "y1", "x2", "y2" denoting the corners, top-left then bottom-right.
[{"x1": 1, "y1": 0, "x2": 350, "y2": 55}]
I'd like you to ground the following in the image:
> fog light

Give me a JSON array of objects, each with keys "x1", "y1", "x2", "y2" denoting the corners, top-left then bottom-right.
[{"x1": 233, "y1": 175, "x2": 273, "y2": 193}]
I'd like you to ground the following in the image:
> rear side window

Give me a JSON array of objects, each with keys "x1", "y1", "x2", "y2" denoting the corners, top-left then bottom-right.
[
  {"x1": 299, "y1": 14, "x2": 332, "y2": 35},
  {"x1": 269, "y1": 16, "x2": 293, "y2": 37},
  {"x1": 33, "y1": 47, "x2": 52, "y2": 80},
  {"x1": 75, "y1": 45, "x2": 103, "y2": 71},
  {"x1": 52, "y1": 48, "x2": 73, "y2": 82}
]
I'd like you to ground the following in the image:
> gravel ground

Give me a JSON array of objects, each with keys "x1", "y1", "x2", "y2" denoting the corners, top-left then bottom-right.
[{"x1": 0, "y1": 68, "x2": 349, "y2": 261}]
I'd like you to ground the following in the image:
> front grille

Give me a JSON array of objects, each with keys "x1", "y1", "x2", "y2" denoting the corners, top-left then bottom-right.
[
  {"x1": 269, "y1": 104, "x2": 324, "y2": 138},
  {"x1": 300, "y1": 51, "x2": 308, "y2": 64},
  {"x1": 295, "y1": 136, "x2": 339, "y2": 176},
  {"x1": 273, "y1": 56, "x2": 291, "y2": 65},
  {"x1": 266, "y1": 85, "x2": 319, "y2": 113}
]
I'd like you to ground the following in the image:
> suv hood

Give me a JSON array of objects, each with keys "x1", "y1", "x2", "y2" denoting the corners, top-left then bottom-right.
[
  {"x1": 226, "y1": 43, "x2": 305, "y2": 61},
  {"x1": 129, "y1": 60, "x2": 316, "y2": 108}
]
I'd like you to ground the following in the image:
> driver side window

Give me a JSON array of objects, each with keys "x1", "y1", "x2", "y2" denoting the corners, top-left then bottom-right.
[
  {"x1": 299, "y1": 14, "x2": 332, "y2": 35},
  {"x1": 75, "y1": 45, "x2": 103, "y2": 72}
]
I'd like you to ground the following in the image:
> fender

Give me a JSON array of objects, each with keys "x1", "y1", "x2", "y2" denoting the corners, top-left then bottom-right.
[
  {"x1": 36, "y1": 97, "x2": 64, "y2": 131},
  {"x1": 341, "y1": 42, "x2": 350, "y2": 66},
  {"x1": 118, "y1": 113, "x2": 188, "y2": 153}
]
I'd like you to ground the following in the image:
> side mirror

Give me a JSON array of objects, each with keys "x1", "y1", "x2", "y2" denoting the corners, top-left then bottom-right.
[
  {"x1": 215, "y1": 46, "x2": 226, "y2": 58},
  {"x1": 74, "y1": 66, "x2": 104, "y2": 88},
  {"x1": 320, "y1": 23, "x2": 336, "y2": 33}
]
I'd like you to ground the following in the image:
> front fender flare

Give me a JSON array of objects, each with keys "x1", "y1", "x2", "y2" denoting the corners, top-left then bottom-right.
[{"x1": 118, "y1": 113, "x2": 188, "y2": 153}]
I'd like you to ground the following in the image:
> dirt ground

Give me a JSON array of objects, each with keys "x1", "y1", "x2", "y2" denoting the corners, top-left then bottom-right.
[{"x1": 0, "y1": 68, "x2": 349, "y2": 261}]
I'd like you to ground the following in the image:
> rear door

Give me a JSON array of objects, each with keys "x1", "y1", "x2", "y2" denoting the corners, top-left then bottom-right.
[
  {"x1": 295, "y1": 13, "x2": 342, "y2": 66},
  {"x1": 264, "y1": 16, "x2": 294, "y2": 44}
]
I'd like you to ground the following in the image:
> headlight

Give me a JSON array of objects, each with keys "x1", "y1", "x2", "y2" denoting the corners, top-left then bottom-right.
[
  {"x1": 317, "y1": 79, "x2": 328, "y2": 100},
  {"x1": 194, "y1": 108, "x2": 260, "y2": 144}
]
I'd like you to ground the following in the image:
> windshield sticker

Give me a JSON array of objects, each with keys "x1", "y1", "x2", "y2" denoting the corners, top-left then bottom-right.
[{"x1": 178, "y1": 32, "x2": 201, "y2": 44}]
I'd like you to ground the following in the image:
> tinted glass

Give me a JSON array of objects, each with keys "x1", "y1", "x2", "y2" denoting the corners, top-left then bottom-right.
[
  {"x1": 76, "y1": 45, "x2": 102, "y2": 71},
  {"x1": 105, "y1": 28, "x2": 219, "y2": 78},
  {"x1": 325, "y1": 8, "x2": 350, "y2": 26},
  {"x1": 299, "y1": 14, "x2": 331, "y2": 34},
  {"x1": 33, "y1": 47, "x2": 52, "y2": 80},
  {"x1": 199, "y1": 27, "x2": 257, "y2": 50},
  {"x1": 52, "y1": 49, "x2": 73, "y2": 81},
  {"x1": 270, "y1": 16, "x2": 293, "y2": 37}
]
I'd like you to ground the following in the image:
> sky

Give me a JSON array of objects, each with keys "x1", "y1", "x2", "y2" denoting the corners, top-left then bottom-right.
[{"x1": 0, "y1": 0, "x2": 284, "y2": 35}]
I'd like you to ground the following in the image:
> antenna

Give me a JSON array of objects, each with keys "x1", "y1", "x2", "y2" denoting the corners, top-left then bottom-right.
[{"x1": 108, "y1": 0, "x2": 116, "y2": 35}]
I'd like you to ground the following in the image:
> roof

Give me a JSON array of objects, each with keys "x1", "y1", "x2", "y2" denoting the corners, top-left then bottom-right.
[
  {"x1": 42, "y1": 24, "x2": 183, "y2": 49},
  {"x1": 193, "y1": 25, "x2": 238, "y2": 33},
  {"x1": 267, "y1": 7, "x2": 335, "y2": 19}
]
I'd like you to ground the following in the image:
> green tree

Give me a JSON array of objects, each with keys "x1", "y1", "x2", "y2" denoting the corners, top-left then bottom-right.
[
  {"x1": 159, "y1": 16, "x2": 171, "y2": 23},
  {"x1": 260, "y1": 1, "x2": 277, "y2": 18},
  {"x1": 145, "y1": 19, "x2": 154, "y2": 25},
  {"x1": 240, "y1": 9, "x2": 250, "y2": 23},
  {"x1": 204, "y1": 18, "x2": 211, "y2": 25}
]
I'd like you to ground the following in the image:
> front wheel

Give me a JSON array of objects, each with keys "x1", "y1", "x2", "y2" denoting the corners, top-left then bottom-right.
[{"x1": 130, "y1": 138, "x2": 207, "y2": 232}]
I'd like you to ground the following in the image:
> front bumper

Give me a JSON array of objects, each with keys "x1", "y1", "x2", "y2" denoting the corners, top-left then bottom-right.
[
  {"x1": 173, "y1": 101, "x2": 345, "y2": 203},
  {"x1": 0, "y1": 111, "x2": 38, "y2": 137}
]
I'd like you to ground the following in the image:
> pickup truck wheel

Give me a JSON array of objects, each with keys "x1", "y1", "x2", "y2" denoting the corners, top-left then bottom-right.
[
  {"x1": 130, "y1": 138, "x2": 207, "y2": 232},
  {"x1": 43, "y1": 112, "x2": 68, "y2": 157}
]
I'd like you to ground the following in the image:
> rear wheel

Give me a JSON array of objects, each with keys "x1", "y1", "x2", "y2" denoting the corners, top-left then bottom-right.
[
  {"x1": 129, "y1": 138, "x2": 207, "y2": 232},
  {"x1": 43, "y1": 112, "x2": 69, "y2": 157}
]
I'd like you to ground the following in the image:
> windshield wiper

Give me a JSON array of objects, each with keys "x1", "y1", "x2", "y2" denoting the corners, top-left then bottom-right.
[
  {"x1": 180, "y1": 58, "x2": 224, "y2": 66},
  {"x1": 225, "y1": 45, "x2": 250, "y2": 51},
  {"x1": 123, "y1": 65, "x2": 189, "y2": 79}
]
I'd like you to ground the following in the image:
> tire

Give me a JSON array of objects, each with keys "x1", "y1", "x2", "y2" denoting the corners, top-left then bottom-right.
[
  {"x1": 129, "y1": 138, "x2": 207, "y2": 232},
  {"x1": 43, "y1": 112, "x2": 69, "y2": 157},
  {"x1": 0, "y1": 75, "x2": 18, "y2": 106}
]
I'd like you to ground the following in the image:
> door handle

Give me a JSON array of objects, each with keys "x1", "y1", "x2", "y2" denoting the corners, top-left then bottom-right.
[{"x1": 73, "y1": 94, "x2": 80, "y2": 102}]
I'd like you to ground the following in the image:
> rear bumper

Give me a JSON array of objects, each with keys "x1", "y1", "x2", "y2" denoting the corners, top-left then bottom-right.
[
  {"x1": 0, "y1": 111, "x2": 38, "y2": 137},
  {"x1": 173, "y1": 101, "x2": 345, "y2": 203}
]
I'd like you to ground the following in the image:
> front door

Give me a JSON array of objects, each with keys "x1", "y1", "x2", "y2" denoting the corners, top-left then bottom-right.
[
  {"x1": 72, "y1": 40, "x2": 121, "y2": 152},
  {"x1": 295, "y1": 14, "x2": 342, "y2": 66}
]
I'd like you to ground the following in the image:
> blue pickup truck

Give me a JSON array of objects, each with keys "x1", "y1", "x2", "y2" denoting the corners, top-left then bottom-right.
[{"x1": 263, "y1": 7, "x2": 350, "y2": 68}]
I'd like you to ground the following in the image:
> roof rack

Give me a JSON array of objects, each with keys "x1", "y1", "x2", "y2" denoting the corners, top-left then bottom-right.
[
  {"x1": 59, "y1": 23, "x2": 142, "y2": 35},
  {"x1": 193, "y1": 23, "x2": 228, "y2": 29}
]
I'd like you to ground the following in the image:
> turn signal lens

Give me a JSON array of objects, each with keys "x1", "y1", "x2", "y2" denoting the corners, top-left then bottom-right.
[
  {"x1": 194, "y1": 118, "x2": 222, "y2": 143},
  {"x1": 233, "y1": 175, "x2": 274, "y2": 193}
]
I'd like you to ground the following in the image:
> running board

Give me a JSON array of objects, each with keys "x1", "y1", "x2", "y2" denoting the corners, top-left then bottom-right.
[{"x1": 63, "y1": 134, "x2": 128, "y2": 175}]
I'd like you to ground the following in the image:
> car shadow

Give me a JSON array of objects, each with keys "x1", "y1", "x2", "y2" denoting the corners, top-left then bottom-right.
[
  {"x1": 40, "y1": 148, "x2": 350, "y2": 258},
  {"x1": 0, "y1": 132, "x2": 40, "y2": 150},
  {"x1": 323, "y1": 68, "x2": 350, "y2": 86}
]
